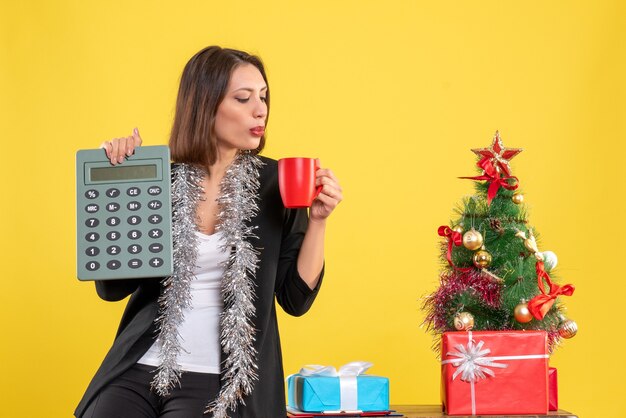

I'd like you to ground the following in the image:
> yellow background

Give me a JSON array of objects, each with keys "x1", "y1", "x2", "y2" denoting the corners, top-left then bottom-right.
[{"x1": 1, "y1": 1, "x2": 624, "y2": 417}]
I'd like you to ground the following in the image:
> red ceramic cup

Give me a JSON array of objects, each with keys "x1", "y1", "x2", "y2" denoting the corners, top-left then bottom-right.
[{"x1": 278, "y1": 157, "x2": 322, "y2": 208}]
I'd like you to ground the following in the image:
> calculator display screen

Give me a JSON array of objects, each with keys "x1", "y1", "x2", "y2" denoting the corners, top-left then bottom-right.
[{"x1": 90, "y1": 164, "x2": 158, "y2": 182}]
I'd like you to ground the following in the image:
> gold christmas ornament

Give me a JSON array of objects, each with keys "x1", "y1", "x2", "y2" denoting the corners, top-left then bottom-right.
[
  {"x1": 453, "y1": 312, "x2": 475, "y2": 331},
  {"x1": 512, "y1": 193, "x2": 524, "y2": 204},
  {"x1": 515, "y1": 229, "x2": 542, "y2": 259},
  {"x1": 523, "y1": 233, "x2": 539, "y2": 254},
  {"x1": 462, "y1": 229, "x2": 483, "y2": 251},
  {"x1": 514, "y1": 302, "x2": 533, "y2": 323},
  {"x1": 558, "y1": 319, "x2": 578, "y2": 339},
  {"x1": 452, "y1": 225, "x2": 464, "y2": 234},
  {"x1": 481, "y1": 269, "x2": 505, "y2": 284},
  {"x1": 473, "y1": 249, "x2": 492, "y2": 268}
]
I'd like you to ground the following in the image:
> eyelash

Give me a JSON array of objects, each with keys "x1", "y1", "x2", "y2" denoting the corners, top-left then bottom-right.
[{"x1": 236, "y1": 97, "x2": 267, "y2": 103}]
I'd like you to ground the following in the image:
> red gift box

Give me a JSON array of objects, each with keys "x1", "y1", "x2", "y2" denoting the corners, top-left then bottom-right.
[
  {"x1": 549, "y1": 367, "x2": 558, "y2": 411},
  {"x1": 441, "y1": 330, "x2": 549, "y2": 415}
]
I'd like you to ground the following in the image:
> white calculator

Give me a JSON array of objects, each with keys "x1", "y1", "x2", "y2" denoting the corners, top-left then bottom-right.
[{"x1": 76, "y1": 146, "x2": 173, "y2": 281}]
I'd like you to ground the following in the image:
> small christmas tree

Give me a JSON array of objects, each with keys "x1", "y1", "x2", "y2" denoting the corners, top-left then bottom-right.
[{"x1": 423, "y1": 131, "x2": 577, "y2": 352}]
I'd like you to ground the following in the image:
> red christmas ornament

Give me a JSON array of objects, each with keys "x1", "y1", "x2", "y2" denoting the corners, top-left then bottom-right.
[
  {"x1": 459, "y1": 131, "x2": 521, "y2": 205},
  {"x1": 471, "y1": 131, "x2": 523, "y2": 177}
]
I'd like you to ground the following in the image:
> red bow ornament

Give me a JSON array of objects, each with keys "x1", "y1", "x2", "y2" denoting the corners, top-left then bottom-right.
[
  {"x1": 460, "y1": 159, "x2": 519, "y2": 205},
  {"x1": 527, "y1": 261, "x2": 575, "y2": 320},
  {"x1": 438, "y1": 226, "x2": 463, "y2": 267}
]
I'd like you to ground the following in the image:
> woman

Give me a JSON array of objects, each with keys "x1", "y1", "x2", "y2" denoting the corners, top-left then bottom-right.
[{"x1": 75, "y1": 46, "x2": 342, "y2": 418}]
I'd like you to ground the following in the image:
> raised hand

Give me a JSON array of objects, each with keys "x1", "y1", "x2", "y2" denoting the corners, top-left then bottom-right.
[{"x1": 100, "y1": 127, "x2": 143, "y2": 165}]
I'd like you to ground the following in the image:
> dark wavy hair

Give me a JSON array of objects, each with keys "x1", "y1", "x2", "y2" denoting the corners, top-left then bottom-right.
[{"x1": 169, "y1": 46, "x2": 269, "y2": 167}]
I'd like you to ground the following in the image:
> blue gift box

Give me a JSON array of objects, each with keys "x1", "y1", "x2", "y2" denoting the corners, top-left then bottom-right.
[{"x1": 287, "y1": 374, "x2": 390, "y2": 412}]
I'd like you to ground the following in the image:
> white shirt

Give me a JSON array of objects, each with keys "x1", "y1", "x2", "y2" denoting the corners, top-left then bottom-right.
[{"x1": 137, "y1": 231, "x2": 228, "y2": 374}]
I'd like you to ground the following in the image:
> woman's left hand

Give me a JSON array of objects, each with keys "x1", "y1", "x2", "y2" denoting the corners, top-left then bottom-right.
[{"x1": 310, "y1": 168, "x2": 343, "y2": 222}]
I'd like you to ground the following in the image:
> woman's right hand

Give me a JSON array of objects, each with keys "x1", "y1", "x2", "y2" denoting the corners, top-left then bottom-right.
[{"x1": 100, "y1": 127, "x2": 143, "y2": 165}]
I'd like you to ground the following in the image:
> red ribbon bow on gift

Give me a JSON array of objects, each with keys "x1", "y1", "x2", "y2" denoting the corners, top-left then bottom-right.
[
  {"x1": 460, "y1": 159, "x2": 519, "y2": 205},
  {"x1": 528, "y1": 261, "x2": 575, "y2": 320}
]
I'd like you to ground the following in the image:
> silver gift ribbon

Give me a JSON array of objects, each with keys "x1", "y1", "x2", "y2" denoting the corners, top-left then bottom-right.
[{"x1": 295, "y1": 361, "x2": 373, "y2": 411}]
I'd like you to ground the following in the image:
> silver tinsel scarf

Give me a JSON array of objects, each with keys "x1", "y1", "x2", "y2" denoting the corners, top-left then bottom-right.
[
  {"x1": 148, "y1": 153, "x2": 263, "y2": 417},
  {"x1": 151, "y1": 163, "x2": 205, "y2": 395},
  {"x1": 207, "y1": 152, "x2": 264, "y2": 417}
]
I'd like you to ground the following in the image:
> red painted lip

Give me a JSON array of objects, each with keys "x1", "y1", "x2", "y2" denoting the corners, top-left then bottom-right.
[{"x1": 250, "y1": 126, "x2": 265, "y2": 137}]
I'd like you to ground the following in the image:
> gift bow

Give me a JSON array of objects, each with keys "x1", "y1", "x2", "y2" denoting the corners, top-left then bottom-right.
[
  {"x1": 298, "y1": 362, "x2": 373, "y2": 411},
  {"x1": 443, "y1": 339, "x2": 508, "y2": 383},
  {"x1": 528, "y1": 261, "x2": 575, "y2": 320}
]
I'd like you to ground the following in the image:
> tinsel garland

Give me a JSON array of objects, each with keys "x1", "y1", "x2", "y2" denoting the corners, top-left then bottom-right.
[
  {"x1": 207, "y1": 152, "x2": 264, "y2": 417},
  {"x1": 149, "y1": 154, "x2": 263, "y2": 417},
  {"x1": 151, "y1": 163, "x2": 205, "y2": 395},
  {"x1": 423, "y1": 269, "x2": 503, "y2": 334}
]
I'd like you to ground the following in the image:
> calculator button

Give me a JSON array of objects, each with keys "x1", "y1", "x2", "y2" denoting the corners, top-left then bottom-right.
[
  {"x1": 148, "y1": 186, "x2": 162, "y2": 196},
  {"x1": 128, "y1": 244, "x2": 142, "y2": 254},
  {"x1": 128, "y1": 259, "x2": 143, "y2": 269},
  {"x1": 149, "y1": 257, "x2": 164, "y2": 268},
  {"x1": 148, "y1": 200, "x2": 162, "y2": 210},
  {"x1": 149, "y1": 243, "x2": 163, "y2": 253},
  {"x1": 85, "y1": 232, "x2": 100, "y2": 242},
  {"x1": 127, "y1": 187, "x2": 141, "y2": 197},
  {"x1": 127, "y1": 215, "x2": 142, "y2": 225},
  {"x1": 107, "y1": 260, "x2": 121, "y2": 270},
  {"x1": 85, "y1": 190, "x2": 99, "y2": 199},
  {"x1": 149, "y1": 228, "x2": 163, "y2": 239},
  {"x1": 106, "y1": 217, "x2": 121, "y2": 227},
  {"x1": 85, "y1": 218, "x2": 100, "y2": 228},
  {"x1": 85, "y1": 204, "x2": 99, "y2": 213},
  {"x1": 85, "y1": 261, "x2": 100, "y2": 271},
  {"x1": 148, "y1": 215, "x2": 162, "y2": 224},
  {"x1": 85, "y1": 246, "x2": 100, "y2": 257},
  {"x1": 106, "y1": 188, "x2": 121, "y2": 198},
  {"x1": 106, "y1": 231, "x2": 121, "y2": 241},
  {"x1": 106, "y1": 202, "x2": 120, "y2": 212},
  {"x1": 127, "y1": 201, "x2": 141, "y2": 211},
  {"x1": 128, "y1": 230, "x2": 142, "y2": 240},
  {"x1": 106, "y1": 245, "x2": 121, "y2": 255}
]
